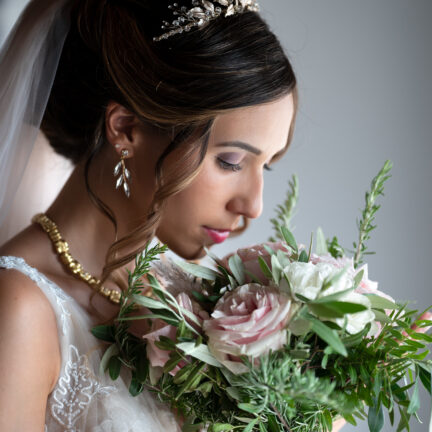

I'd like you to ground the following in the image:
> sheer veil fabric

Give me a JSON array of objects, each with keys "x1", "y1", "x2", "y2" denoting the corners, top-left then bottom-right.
[{"x1": 0, "y1": 0, "x2": 70, "y2": 238}]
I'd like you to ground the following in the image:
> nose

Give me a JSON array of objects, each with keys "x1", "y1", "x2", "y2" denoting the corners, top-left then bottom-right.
[{"x1": 226, "y1": 172, "x2": 263, "y2": 220}]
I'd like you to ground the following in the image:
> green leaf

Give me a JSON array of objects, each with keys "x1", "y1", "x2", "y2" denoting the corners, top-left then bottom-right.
[
  {"x1": 173, "y1": 362, "x2": 196, "y2": 385},
  {"x1": 419, "y1": 364, "x2": 432, "y2": 395},
  {"x1": 343, "y1": 414, "x2": 357, "y2": 426},
  {"x1": 99, "y1": 344, "x2": 119, "y2": 376},
  {"x1": 135, "y1": 346, "x2": 149, "y2": 383},
  {"x1": 229, "y1": 254, "x2": 246, "y2": 285},
  {"x1": 211, "y1": 424, "x2": 233, "y2": 432},
  {"x1": 91, "y1": 325, "x2": 115, "y2": 342},
  {"x1": 129, "y1": 377, "x2": 144, "y2": 397},
  {"x1": 314, "y1": 287, "x2": 354, "y2": 303},
  {"x1": 108, "y1": 355, "x2": 121, "y2": 380},
  {"x1": 238, "y1": 403, "x2": 264, "y2": 414},
  {"x1": 270, "y1": 254, "x2": 283, "y2": 285},
  {"x1": 176, "y1": 342, "x2": 223, "y2": 367},
  {"x1": 309, "y1": 316, "x2": 347, "y2": 356},
  {"x1": 258, "y1": 257, "x2": 273, "y2": 280},
  {"x1": 243, "y1": 419, "x2": 259, "y2": 432},
  {"x1": 323, "y1": 409, "x2": 333, "y2": 431},
  {"x1": 373, "y1": 309, "x2": 392, "y2": 323},
  {"x1": 288, "y1": 316, "x2": 312, "y2": 335},
  {"x1": 407, "y1": 378, "x2": 420, "y2": 414},
  {"x1": 298, "y1": 250, "x2": 309, "y2": 263},
  {"x1": 366, "y1": 294, "x2": 398, "y2": 310},
  {"x1": 280, "y1": 226, "x2": 298, "y2": 252},
  {"x1": 120, "y1": 311, "x2": 179, "y2": 326},
  {"x1": 309, "y1": 300, "x2": 368, "y2": 319},
  {"x1": 267, "y1": 414, "x2": 279, "y2": 432},
  {"x1": 132, "y1": 294, "x2": 168, "y2": 310},
  {"x1": 368, "y1": 398, "x2": 384, "y2": 432},
  {"x1": 163, "y1": 352, "x2": 183, "y2": 374},
  {"x1": 175, "y1": 362, "x2": 206, "y2": 400},
  {"x1": 263, "y1": 244, "x2": 276, "y2": 256},
  {"x1": 175, "y1": 260, "x2": 220, "y2": 281},
  {"x1": 316, "y1": 227, "x2": 328, "y2": 255},
  {"x1": 353, "y1": 269, "x2": 364, "y2": 289}
]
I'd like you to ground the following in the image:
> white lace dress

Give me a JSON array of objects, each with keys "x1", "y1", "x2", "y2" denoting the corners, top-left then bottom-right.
[{"x1": 0, "y1": 255, "x2": 181, "y2": 432}]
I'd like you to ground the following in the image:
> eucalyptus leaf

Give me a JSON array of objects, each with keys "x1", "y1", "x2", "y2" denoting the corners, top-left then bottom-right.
[
  {"x1": 309, "y1": 301, "x2": 368, "y2": 319},
  {"x1": 353, "y1": 269, "x2": 364, "y2": 288},
  {"x1": 229, "y1": 254, "x2": 246, "y2": 285},
  {"x1": 316, "y1": 227, "x2": 328, "y2": 255},
  {"x1": 270, "y1": 254, "x2": 282, "y2": 285},
  {"x1": 108, "y1": 356, "x2": 121, "y2": 380},
  {"x1": 368, "y1": 398, "x2": 384, "y2": 432},
  {"x1": 309, "y1": 317, "x2": 348, "y2": 356},
  {"x1": 91, "y1": 325, "x2": 115, "y2": 342},
  {"x1": 175, "y1": 260, "x2": 220, "y2": 281},
  {"x1": 298, "y1": 250, "x2": 308, "y2": 263},
  {"x1": 366, "y1": 294, "x2": 397, "y2": 310},
  {"x1": 407, "y1": 378, "x2": 420, "y2": 414},
  {"x1": 176, "y1": 342, "x2": 223, "y2": 367},
  {"x1": 211, "y1": 424, "x2": 233, "y2": 432},
  {"x1": 258, "y1": 256, "x2": 273, "y2": 280},
  {"x1": 129, "y1": 378, "x2": 144, "y2": 397},
  {"x1": 280, "y1": 226, "x2": 298, "y2": 252},
  {"x1": 99, "y1": 344, "x2": 119, "y2": 376},
  {"x1": 243, "y1": 419, "x2": 258, "y2": 432}
]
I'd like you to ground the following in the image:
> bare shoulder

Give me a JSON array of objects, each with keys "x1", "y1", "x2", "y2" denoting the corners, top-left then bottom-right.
[
  {"x1": 0, "y1": 265, "x2": 61, "y2": 429},
  {"x1": 0, "y1": 265, "x2": 61, "y2": 386}
]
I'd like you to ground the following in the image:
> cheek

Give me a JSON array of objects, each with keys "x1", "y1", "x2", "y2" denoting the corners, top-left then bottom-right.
[{"x1": 164, "y1": 160, "x2": 227, "y2": 217}]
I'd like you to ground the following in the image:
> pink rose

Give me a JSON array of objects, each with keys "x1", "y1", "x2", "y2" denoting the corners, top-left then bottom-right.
[
  {"x1": 203, "y1": 283, "x2": 292, "y2": 374},
  {"x1": 142, "y1": 293, "x2": 208, "y2": 375},
  {"x1": 221, "y1": 241, "x2": 292, "y2": 284}
]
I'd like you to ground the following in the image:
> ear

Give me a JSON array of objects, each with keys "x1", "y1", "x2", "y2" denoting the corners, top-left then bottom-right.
[{"x1": 105, "y1": 101, "x2": 139, "y2": 158}]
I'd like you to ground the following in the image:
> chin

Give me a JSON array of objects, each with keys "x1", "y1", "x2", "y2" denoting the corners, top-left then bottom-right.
[{"x1": 170, "y1": 243, "x2": 207, "y2": 261}]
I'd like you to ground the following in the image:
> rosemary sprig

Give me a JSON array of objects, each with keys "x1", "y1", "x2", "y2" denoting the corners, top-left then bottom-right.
[
  {"x1": 353, "y1": 160, "x2": 393, "y2": 269},
  {"x1": 269, "y1": 174, "x2": 299, "y2": 242}
]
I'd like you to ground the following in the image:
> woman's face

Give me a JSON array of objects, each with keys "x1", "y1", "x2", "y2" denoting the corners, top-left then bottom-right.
[{"x1": 155, "y1": 93, "x2": 295, "y2": 260}]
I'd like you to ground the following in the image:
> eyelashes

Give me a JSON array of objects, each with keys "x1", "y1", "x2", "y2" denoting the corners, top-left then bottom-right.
[{"x1": 216, "y1": 157, "x2": 273, "y2": 172}]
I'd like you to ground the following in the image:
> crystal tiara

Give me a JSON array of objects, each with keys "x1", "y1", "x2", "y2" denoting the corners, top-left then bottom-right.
[{"x1": 153, "y1": 0, "x2": 260, "y2": 42}]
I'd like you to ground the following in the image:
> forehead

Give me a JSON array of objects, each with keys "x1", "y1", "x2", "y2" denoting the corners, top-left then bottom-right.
[{"x1": 209, "y1": 93, "x2": 295, "y2": 155}]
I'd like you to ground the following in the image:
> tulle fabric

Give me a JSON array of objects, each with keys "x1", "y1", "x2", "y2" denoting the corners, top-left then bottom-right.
[
  {"x1": 0, "y1": 255, "x2": 180, "y2": 431},
  {"x1": 0, "y1": 0, "x2": 70, "y2": 233}
]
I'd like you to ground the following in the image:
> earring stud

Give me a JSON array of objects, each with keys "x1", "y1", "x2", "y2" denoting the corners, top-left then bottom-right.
[{"x1": 114, "y1": 149, "x2": 131, "y2": 198}]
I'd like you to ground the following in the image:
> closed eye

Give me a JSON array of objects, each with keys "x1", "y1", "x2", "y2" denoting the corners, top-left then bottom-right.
[{"x1": 217, "y1": 157, "x2": 273, "y2": 173}]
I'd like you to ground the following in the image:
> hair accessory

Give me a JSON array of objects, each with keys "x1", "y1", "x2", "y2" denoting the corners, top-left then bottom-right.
[
  {"x1": 153, "y1": 0, "x2": 260, "y2": 42},
  {"x1": 114, "y1": 149, "x2": 132, "y2": 198}
]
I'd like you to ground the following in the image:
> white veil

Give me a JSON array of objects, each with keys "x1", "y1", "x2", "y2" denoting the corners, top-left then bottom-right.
[{"x1": 0, "y1": 0, "x2": 71, "y2": 244}]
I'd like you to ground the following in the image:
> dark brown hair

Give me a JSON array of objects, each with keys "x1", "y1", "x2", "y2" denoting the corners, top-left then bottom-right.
[{"x1": 41, "y1": 0, "x2": 298, "y2": 290}]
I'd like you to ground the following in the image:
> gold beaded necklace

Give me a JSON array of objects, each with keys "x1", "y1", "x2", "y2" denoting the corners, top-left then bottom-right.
[{"x1": 32, "y1": 213, "x2": 121, "y2": 305}]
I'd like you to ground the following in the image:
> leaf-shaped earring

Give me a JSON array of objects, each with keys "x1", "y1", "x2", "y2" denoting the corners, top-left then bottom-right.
[{"x1": 114, "y1": 149, "x2": 132, "y2": 198}]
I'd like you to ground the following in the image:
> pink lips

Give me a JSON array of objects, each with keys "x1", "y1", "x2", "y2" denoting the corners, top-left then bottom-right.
[{"x1": 203, "y1": 226, "x2": 231, "y2": 244}]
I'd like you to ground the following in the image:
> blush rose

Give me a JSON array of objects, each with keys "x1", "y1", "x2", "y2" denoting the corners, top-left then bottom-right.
[{"x1": 203, "y1": 283, "x2": 292, "y2": 374}]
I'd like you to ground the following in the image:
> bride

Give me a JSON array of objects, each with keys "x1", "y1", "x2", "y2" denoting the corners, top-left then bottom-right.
[{"x1": 0, "y1": 0, "x2": 303, "y2": 430}]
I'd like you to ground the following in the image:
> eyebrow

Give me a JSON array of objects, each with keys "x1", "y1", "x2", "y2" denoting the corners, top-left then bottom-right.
[{"x1": 215, "y1": 140, "x2": 262, "y2": 156}]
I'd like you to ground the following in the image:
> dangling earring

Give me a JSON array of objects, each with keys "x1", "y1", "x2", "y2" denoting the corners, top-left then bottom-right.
[{"x1": 114, "y1": 149, "x2": 131, "y2": 198}]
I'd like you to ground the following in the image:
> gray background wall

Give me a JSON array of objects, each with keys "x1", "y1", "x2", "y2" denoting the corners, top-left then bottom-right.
[{"x1": 1, "y1": 1, "x2": 431, "y2": 430}]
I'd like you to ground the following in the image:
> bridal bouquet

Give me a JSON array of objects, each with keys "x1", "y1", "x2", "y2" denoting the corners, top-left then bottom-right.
[{"x1": 93, "y1": 161, "x2": 432, "y2": 432}]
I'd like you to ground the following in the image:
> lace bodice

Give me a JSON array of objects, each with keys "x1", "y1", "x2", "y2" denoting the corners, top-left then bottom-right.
[{"x1": 0, "y1": 256, "x2": 180, "y2": 432}]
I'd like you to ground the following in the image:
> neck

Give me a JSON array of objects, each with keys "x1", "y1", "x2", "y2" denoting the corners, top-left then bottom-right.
[{"x1": 45, "y1": 146, "x2": 147, "y2": 280}]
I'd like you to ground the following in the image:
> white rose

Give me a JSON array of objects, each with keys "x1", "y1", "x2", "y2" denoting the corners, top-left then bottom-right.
[
  {"x1": 332, "y1": 291, "x2": 375, "y2": 334},
  {"x1": 284, "y1": 262, "x2": 353, "y2": 301},
  {"x1": 284, "y1": 262, "x2": 375, "y2": 334}
]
